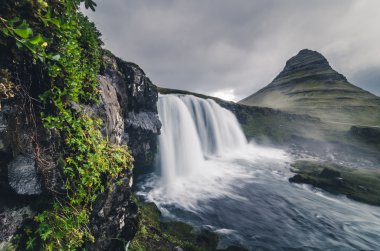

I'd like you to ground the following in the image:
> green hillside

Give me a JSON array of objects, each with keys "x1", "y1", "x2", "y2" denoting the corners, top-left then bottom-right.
[{"x1": 239, "y1": 49, "x2": 380, "y2": 129}]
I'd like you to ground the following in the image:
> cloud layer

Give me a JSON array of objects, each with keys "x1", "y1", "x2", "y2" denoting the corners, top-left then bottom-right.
[{"x1": 84, "y1": 0, "x2": 380, "y2": 101}]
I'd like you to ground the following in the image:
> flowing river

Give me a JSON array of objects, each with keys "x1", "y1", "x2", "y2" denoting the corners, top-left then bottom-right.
[{"x1": 137, "y1": 94, "x2": 380, "y2": 251}]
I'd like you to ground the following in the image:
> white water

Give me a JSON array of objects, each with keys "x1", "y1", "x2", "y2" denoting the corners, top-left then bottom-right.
[
  {"x1": 157, "y1": 94, "x2": 247, "y2": 184},
  {"x1": 138, "y1": 94, "x2": 380, "y2": 250},
  {"x1": 142, "y1": 94, "x2": 287, "y2": 212}
]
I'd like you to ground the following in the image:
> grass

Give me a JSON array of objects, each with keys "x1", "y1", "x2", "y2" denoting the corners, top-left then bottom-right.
[
  {"x1": 239, "y1": 67, "x2": 380, "y2": 128},
  {"x1": 129, "y1": 196, "x2": 248, "y2": 251},
  {"x1": 240, "y1": 110, "x2": 322, "y2": 144}
]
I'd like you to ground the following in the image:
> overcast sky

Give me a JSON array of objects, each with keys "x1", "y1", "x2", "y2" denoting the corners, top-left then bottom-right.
[{"x1": 83, "y1": 0, "x2": 380, "y2": 101}]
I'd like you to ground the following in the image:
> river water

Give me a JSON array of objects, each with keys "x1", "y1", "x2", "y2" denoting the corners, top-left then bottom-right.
[{"x1": 137, "y1": 94, "x2": 380, "y2": 251}]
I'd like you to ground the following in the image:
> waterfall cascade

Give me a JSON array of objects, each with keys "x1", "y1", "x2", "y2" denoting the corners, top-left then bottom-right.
[
  {"x1": 139, "y1": 94, "x2": 380, "y2": 251},
  {"x1": 157, "y1": 94, "x2": 247, "y2": 183}
]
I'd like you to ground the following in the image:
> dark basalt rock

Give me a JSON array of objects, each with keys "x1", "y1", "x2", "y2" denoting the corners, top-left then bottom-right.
[
  {"x1": 102, "y1": 50, "x2": 161, "y2": 173},
  {"x1": 0, "y1": 206, "x2": 34, "y2": 246},
  {"x1": 80, "y1": 51, "x2": 162, "y2": 249},
  {"x1": 0, "y1": 49, "x2": 161, "y2": 249},
  {"x1": 272, "y1": 49, "x2": 347, "y2": 85},
  {"x1": 350, "y1": 126, "x2": 380, "y2": 143},
  {"x1": 289, "y1": 174, "x2": 309, "y2": 184},
  {"x1": 97, "y1": 75, "x2": 124, "y2": 144},
  {"x1": 125, "y1": 111, "x2": 161, "y2": 134},
  {"x1": 0, "y1": 99, "x2": 63, "y2": 196},
  {"x1": 7, "y1": 155, "x2": 42, "y2": 195},
  {"x1": 87, "y1": 177, "x2": 138, "y2": 251},
  {"x1": 319, "y1": 168, "x2": 341, "y2": 179},
  {"x1": 0, "y1": 57, "x2": 63, "y2": 245}
]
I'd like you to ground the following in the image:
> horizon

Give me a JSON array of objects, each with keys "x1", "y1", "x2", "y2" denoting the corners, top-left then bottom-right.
[
  {"x1": 2, "y1": 1, "x2": 380, "y2": 250},
  {"x1": 83, "y1": 0, "x2": 380, "y2": 101}
]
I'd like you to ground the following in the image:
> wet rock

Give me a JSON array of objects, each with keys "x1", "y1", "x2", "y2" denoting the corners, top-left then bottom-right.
[
  {"x1": 83, "y1": 50, "x2": 162, "y2": 249},
  {"x1": 7, "y1": 155, "x2": 42, "y2": 195},
  {"x1": 0, "y1": 48, "x2": 161, "y2": 250},
  {"x1": 0, "y1": 206, "x2": 34, "y2": 243},
  {"x1": 319, "y1": 168, "x2": 340, "y2": 179},
  {"x1": 98, "y1": 76, "x2": 124, "y2": 144},
  {"x1": 87, "y1": 177, "x2": 138, "y2": 251},
  {"x1": 350, "y1": 126, "x2": 380, "y2": 144},
  {"x1": 289, "y1": 174, "x2": 308, "y2": 184},
  {"x1": 102, "y1": 50, "x2": 161, "y2": 173},
  {"x1": 125, "y1": 111, "x2": 161, "y2": 133}
]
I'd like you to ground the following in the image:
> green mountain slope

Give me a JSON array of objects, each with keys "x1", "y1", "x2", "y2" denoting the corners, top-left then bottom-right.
[{"x1": 239, "y1": 49, "x2": 380, "y2": 128}]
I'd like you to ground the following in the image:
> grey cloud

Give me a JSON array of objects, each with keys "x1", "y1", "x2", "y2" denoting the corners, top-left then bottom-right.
[
  {"x1": 83, "y1": 0, "x2": 380, "y2": 100},
  {"x1": 350, "y1": 67, "x2": 380, "y2": 96}
]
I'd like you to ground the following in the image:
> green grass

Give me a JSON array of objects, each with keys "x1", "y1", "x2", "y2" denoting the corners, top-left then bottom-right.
[
  {"x1": 130, "y1": 197, "x2": 248, "y2": 251},
  {"x1": 239, "y1": 69, "x2": 380, "y2": 128},
  {"x1": 241, "y1": 110, "x2": 323, "y2": 144},
  {"x1": 129, "y1": 197, "x2": 216, "y2": 251}
]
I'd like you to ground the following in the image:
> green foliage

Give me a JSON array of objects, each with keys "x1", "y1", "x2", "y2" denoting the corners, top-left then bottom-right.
[
  {"x1": 129, "y1": 197, "x2": 222, "y2": 251},
  {"x1": 0, "y1": 0, "x2": 134, "y2": 250},
  {"x1": 83, "y1": 0, "x2": 97, "y2": 11}
]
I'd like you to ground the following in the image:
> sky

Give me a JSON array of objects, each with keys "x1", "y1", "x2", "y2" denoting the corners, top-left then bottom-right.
[{"x1": 83, "y1": 0, "x2": 380, "y2": 101}]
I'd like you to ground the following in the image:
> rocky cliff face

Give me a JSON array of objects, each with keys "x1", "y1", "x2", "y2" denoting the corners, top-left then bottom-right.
[
  {"x1": 101, "y1": 51, "x2": 161, "y2": 174},
  {"x1": 269, "y1": 49, "x2": 347, "y2": 86},
  {"x1": 0, "y1": 50, "x2": 161, "y2": 249}
]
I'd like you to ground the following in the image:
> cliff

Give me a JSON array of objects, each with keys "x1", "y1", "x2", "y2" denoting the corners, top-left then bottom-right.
[{"x1": 0, "y1": 47, "x2": 161, "y2": 249}]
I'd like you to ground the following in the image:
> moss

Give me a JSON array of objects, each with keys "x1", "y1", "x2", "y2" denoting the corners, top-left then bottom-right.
[
  {"x1": 130, "y1": 197, "x2": 247, "y2": 251},
  {"x1": 1, "y1": 1, "x2": 133, "y2": 249},
  {"x1": 290, "y1": 160, "x2": 380, "y2": 206},
  {"x1": 130, "y1": 197, "x2": 210, "y2": 251}
]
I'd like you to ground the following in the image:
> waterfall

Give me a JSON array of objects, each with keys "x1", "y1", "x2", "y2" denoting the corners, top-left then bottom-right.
[{"x1": 157, "y1": 94, "x2": 247, "y2": 183}]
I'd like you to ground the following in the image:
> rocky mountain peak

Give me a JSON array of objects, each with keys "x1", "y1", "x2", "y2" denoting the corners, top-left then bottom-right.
[
  {"x1": 272, "y1": 49, "x2": 347, "y2": 84},
  {"x1": 284, "y1": 49, "x2": 330, "y2": 71}
]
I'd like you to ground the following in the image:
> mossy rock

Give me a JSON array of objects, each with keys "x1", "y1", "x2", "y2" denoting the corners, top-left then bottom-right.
[
  {"x1": 130, "y1": 196, "x2": 248, "y2": 251},
  {"x1": 289, "y1": 160, "x2": 380, "y2": 206}
]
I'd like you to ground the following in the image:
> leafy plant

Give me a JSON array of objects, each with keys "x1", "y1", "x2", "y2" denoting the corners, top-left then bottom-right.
[{"x1": 0, "y1": 0, "x2": 134, "y2": 250}]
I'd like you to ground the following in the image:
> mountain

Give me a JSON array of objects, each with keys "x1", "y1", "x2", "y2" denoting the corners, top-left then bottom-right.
[{"x1": 239, "y1": 49, "x2": 380, "y2": 128}]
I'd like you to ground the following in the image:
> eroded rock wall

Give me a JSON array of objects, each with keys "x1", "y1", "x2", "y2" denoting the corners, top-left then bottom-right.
[{"x1": 0, "y1": 50, "x2": 161, "y2": 249}]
